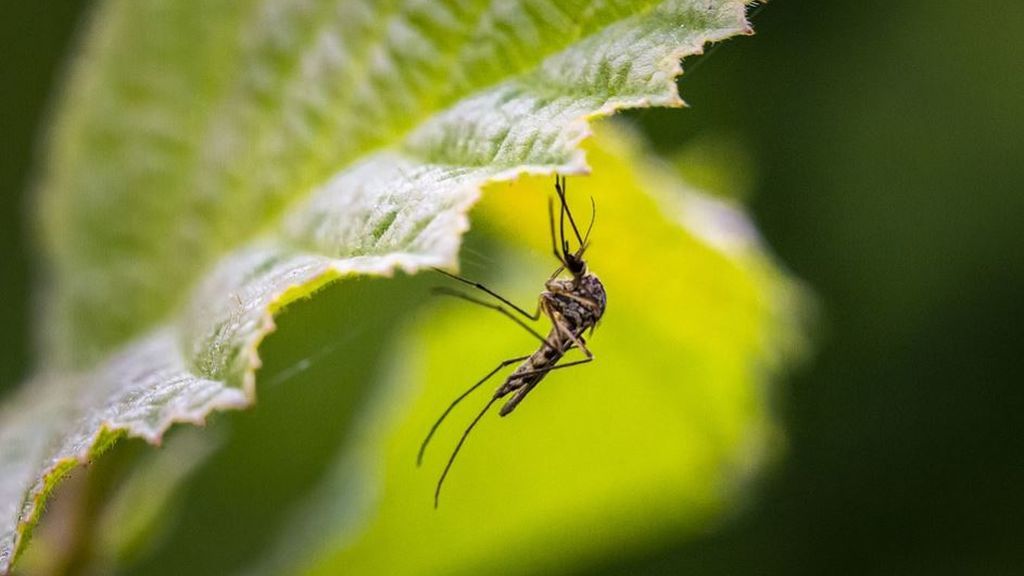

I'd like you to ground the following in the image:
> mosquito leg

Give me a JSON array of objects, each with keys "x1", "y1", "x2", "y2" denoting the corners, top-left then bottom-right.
[
  {"x1": 504, "y1": 356, "x2": 594, "y2": 380},
  {"x1": 542, "y1": 290, "x2": 599, "y2": 312},
  {"x1": 498, "y1": 356, "x2": 595, "y2": 416},
  {"x1": 536, "y1": 300, "x2": 591, "y2": 357},
  {"x1": 432, "y1": 287, "x2": 555, "y2": 348},
  {"x1": 556, "y1": 175, "x2": 585, "y2": 247},
  {"x1": 433, "y1": 267, "x2": 541, "y2": 320},
  {"x1": 559, "y1": 179, "x2": 569, "y2": 256},
  {"x1": 545, "y1": 195, "x2": 567, "y2": 279},
  {"x1": 417, "y1": 354, "x2": 530, "y2": 467},
  {"x1": 551, "y1": 317, "x2": 593, "y2": 359},
  {"x1": 435, "y1": 396, "x2": 499, "y2": 508},
  {"x1": 548, "y1": 195, "x2": 566, "y2": 269}
]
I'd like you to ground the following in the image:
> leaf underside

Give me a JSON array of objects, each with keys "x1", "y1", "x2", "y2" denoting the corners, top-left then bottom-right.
[{"x1": 0, "y1": 0, "x2": 756, "y2": 572}]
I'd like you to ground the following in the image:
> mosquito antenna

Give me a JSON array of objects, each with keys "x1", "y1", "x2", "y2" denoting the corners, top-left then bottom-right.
[
  {"x1": 582, "y1": 196, "x2": 596, "y2": 247},
  {"x1": 572, "y1": 197, "x2": 597, "y2": 259},
  {"x1": 557, "y1": 175, "x2": 585, "y2": 249},
  {"x1": 435, "y1": 396, "x2": 498, "y2": 508}
]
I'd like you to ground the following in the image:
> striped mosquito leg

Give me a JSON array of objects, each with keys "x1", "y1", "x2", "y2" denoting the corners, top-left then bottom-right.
[
  {"x1": 417, "y1": 354, "x2": 530, "y2": 466},
  {"x1": 435, "y1": 396, "x2": 499, "y2": 508},
  {"x1": 431, "y1": 287, "x2": 556, "y2": 348},
  {"x1": 432, "y1": 268, "x2": 541, "y2": 320},
  {"x1": 498, "y1": 357, "x2": 594, "y2": 417}
]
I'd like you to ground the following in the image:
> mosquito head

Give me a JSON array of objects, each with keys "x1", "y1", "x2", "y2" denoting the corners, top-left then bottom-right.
[
  {"x1": 551, "y1": 175, "x2": 595, "y2": 280},
  {"x1": 564, "y1": 245, "x2": 587, "y2": 276}
]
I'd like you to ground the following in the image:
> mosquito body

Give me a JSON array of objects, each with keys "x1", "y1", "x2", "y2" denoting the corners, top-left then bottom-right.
[
  {"x1": 420, "y1": 175, "x2": 606, "y2": 507},
  {"x1": 494, "y1": 272, "x2": 606, "y2": 416}
]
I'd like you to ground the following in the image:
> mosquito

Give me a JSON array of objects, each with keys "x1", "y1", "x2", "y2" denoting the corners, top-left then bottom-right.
[{"x1": 418, "y1": 175, "x2": 607, "y2": 507}]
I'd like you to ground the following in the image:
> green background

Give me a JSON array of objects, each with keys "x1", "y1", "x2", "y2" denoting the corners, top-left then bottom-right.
[{"x1": 3, "y1": 1, "x2": 1023, "y2": 574}]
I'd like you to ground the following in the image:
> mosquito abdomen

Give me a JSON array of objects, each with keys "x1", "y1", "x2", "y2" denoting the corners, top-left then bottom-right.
[{"x1": 495, "y1": 332, "x2": 568, "y2": 416}]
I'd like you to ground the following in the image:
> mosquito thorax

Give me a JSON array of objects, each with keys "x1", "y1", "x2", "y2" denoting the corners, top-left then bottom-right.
[
  {"x1": 577, "y1": 273, "x2": 607, "y2": 319},
  {"x1": 544, "y1": 272, "x2": 606, "y2": 333}
]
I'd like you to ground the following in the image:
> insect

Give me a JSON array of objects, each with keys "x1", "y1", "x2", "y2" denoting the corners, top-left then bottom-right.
[{"x1": 418, "y1": 175, "x2": 607, "y2": 507}]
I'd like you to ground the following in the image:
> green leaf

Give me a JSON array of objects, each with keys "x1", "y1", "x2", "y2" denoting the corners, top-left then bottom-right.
[{"x1": 0, "y1": 0, "x2": 757, "y2": 571}]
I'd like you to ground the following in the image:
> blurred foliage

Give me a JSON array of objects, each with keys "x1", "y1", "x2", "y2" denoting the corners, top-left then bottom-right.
[
  {"x1": 3, "y1": 0, "x2": 1024, "y2": 575},
  {"x1": 612, "y1": 1, "x2": 1024, "y2": 574}
]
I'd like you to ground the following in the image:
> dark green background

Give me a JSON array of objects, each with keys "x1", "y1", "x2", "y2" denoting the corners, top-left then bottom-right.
[{"x1": 3, "y1": 1, "x2": 1022, "y2": 574}]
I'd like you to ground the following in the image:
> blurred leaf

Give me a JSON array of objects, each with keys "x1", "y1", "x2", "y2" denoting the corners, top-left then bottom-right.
[
  {"x1": 222, "y1": 123, "x2": 803, "y2": 575},
  {"x1": 95, "y1": 429, "x2": 222, "y2": 565},
  {"x1": 114, "y1": 274, "x2": 434, "y2": 576},
  {"x1": 669, "y1": 132, "x2": 758, "y2": 201},
  {"x1": 0, "y1": 0, "x2": 755, "y2": 571}
]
